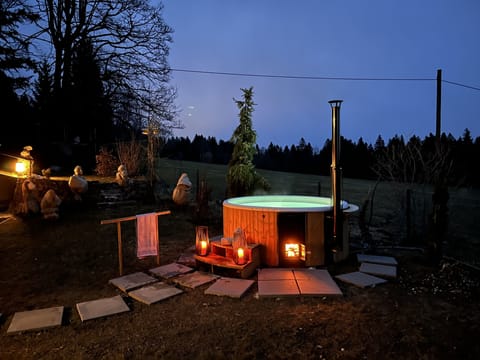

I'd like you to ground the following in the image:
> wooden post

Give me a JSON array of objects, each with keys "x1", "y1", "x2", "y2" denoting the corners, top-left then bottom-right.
[
  {"x1": 117, "y1": 222, "x2": 123, "y2": 275},
  {"x1": 101, "y1": 210, "x2": 171, "y2": 275},
  {"x1": 406, "y1": 188, "x2": 411, "y2": 243}
]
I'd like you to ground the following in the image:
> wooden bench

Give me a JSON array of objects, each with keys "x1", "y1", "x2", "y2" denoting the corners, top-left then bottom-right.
[{"x1": 194, "y1": 239, "x2": 261, "y2": 279}]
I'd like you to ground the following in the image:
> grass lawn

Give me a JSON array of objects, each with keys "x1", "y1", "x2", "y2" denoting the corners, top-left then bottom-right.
[{"x1": 157, "y1": 158, "x2": 480, "y2": 267}]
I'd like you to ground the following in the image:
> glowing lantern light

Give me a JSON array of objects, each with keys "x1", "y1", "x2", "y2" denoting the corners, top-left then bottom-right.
[
  {"x1": 195, "y1": 226, "x2": 209, "y2": 256},
  {"x1": 236, "y1": 247, "x2": 246, "y2": 265},
  {"x1": 201, "y1": 240, "x2": 208, "y2": 253},
  {"x1": 232, "y1": 227, "x2": 248, "y2": 265},
  {"x1": 15, "y1": 161, "x2": 26, "y2": 175}
]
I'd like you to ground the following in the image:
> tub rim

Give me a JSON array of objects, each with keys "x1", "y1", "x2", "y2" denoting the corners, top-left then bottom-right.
[{"x1": 223, "y1": 195, "x2": 352, "y2": 213}]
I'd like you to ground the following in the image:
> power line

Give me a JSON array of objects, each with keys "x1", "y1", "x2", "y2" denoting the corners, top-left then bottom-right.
[
  {"x1": 443, "y1": 80, "x2": 480, "y2": 91},
  {"x1": 169, "y1": 67, "x2": 480, "y2": 92},
  {"x1": 169, "y1": 68, "x2": 434, "y2": 82}
]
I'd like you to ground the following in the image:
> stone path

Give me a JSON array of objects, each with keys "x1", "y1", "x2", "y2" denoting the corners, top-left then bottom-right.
[
  {"x1": 2, "y1": 254, "x2": 398, "y2": 334},
  {"x1": 335, "y1": 254, "x2": 398, "y2": 287}
]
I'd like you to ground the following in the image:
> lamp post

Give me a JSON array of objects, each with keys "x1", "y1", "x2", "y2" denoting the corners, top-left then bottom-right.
[{"x1": 328, "y1": 100, "x2": 343, "y2": 252}]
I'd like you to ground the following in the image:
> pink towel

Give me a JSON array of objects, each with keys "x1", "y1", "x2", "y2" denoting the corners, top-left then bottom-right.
[{"x1": 136, "y1": 213, "x2": 159, "y2": 258}]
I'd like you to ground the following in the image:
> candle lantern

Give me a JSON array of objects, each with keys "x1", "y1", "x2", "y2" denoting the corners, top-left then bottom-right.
[
  {"x1": 232, "y1": 227, "x2": 248, "y2": 265},
  {"x1": 195, "y1": 226, "x2": 209, "y2": 256}
]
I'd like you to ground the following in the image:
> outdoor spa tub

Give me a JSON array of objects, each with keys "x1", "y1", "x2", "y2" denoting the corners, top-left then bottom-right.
[{"x1": 223, "y1": 195, "x2": 358, "y2": 267}]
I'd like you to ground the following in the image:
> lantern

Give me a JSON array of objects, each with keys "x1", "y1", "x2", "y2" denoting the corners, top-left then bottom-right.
[
  {"x1": 195, "y1": 226, "x2": 209, "y2": 256},
  {"x1": 232, "y1": 227, "x2": 248, "y2": 265},
  {"x1": 15, "y1": 161, "x2": 26, "y2": 175}
]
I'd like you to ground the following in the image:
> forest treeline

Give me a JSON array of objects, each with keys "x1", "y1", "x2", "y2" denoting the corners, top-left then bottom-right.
[{"x1": 161, "y1": 130, "x2": 480, "y2": 187}]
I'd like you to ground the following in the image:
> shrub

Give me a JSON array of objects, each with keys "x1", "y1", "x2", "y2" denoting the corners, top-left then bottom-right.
[
  {"x1": 116, "y1": 138, "x2": 144, "y2": 177},
  {"x1": 95, "y1": 147, "x2": 118, "y2": 176}
]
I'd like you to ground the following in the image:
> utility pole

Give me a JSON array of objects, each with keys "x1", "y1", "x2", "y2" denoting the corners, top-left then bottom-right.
[
  {"x1": 436, "y1": 69, "x2": 442, "y2": 141},
  {"x1": 430, "y1": 68, "x2": 448, "y2": 264}
]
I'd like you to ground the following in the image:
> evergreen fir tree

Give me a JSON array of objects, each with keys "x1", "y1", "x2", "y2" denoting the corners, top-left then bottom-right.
[{"x1": 226, "y1": 87, "x2": 269, "y2": 197}]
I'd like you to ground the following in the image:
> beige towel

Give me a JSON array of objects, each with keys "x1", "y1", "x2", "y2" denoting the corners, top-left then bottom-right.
[{"x1": 136, "y1": 213, "x2": 159, "y2": 258}]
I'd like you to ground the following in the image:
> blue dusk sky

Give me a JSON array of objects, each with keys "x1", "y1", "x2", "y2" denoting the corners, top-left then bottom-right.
[{"x1": 162, "y1": 0, "x2": 480, "y2": 148}]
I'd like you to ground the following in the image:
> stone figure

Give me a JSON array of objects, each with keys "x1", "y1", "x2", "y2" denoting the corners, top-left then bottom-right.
[
  {"x1": 20, "y1": 145, "x2": 33, "y2": 160},
  {"x1": 21, "y1": 179, "x2": 40, "y2": 215},
  {"x1": 68, "y1": 165, "x2": 88, "y2": 200},
  {"x1": 40, "y1": 189, "x2": 62, "y2": 220},
  {"x1": 19, "y1": 145, "x2": 34, "y2": 176},
  {"x1": 115, "y1": 164, "x2": 130, "y2": 187},
  {"x1": 172, "y1": 173, "x2": 192, "y2": 206}
]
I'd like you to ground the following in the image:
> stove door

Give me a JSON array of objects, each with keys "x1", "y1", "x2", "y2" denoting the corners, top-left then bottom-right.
[{"x1": 278, "y1": 213, "x2": 306, "y2": 267}]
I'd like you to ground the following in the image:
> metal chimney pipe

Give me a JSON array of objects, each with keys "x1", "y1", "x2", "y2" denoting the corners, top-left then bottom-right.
[{"x1": 328, "y1": 100, "x2": 343, "y2": 251}]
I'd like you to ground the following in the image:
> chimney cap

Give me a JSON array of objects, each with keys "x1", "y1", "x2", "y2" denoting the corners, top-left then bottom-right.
[{"x1": 328, "y1": 100, "x2": 343, "y2": 108}]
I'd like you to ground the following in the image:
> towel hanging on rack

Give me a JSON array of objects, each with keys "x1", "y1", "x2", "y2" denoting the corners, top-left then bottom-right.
[{"x1": 136, "y1": 213, "x2": 159, "y2": 258}]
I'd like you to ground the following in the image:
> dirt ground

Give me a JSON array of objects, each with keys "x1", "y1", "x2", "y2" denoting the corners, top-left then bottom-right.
[{"x1": 0, "y1": 197, "x2": 479, "y2": 360}]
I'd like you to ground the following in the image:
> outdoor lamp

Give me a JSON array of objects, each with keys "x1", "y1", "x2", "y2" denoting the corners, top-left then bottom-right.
[
  {"x1": 195, "y1": 226, "x2": 209, "y2": 256},
  {"x1": 15, "y1": 161, "x2": 26, "y2": 176},
  {"x1": 232, "y1": 227, "x2": 248, "y2": 265}
]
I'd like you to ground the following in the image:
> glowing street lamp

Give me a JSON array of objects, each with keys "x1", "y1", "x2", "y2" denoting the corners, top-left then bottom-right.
[{"x1": 15, "y1": 161, "x2": 26, "y2": 175}]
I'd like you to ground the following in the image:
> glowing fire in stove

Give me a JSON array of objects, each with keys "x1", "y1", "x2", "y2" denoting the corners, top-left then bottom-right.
[{"x1": 285, "y1": 243, "x2": 300, "y2": 258}]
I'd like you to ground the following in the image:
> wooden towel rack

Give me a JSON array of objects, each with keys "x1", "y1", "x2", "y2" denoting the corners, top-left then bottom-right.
[{"x1": 101, "y1": 210, "x2": 171, "y2": 275}]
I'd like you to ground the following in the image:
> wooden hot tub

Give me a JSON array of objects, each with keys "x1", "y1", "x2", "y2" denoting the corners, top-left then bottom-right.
[{"x1": 223, "y1": 195, "x2": 357, "y2": 267}]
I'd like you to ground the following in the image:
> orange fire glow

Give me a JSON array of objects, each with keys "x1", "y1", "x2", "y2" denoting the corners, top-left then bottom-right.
[
  {"x1": 237, "y1": 247, "x2": 245, "y2": 264},
  {"x1": 285, "y1": 243, "x2": 300, "y2": 258},
  {"x1": 197, "y1": 239, "x2": 208, "y2": 256}
]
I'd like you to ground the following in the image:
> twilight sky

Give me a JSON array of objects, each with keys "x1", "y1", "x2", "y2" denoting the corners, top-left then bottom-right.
[{"x1": 162, "y1": 0, "x2": 480, "y2": 148}]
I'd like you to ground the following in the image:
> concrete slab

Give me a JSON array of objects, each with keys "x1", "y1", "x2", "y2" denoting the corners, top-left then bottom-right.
[
  {"x1": 76, "y1": 295, "x2": 130, "y2": 322},
  {"x1": 7, "y1": 306, "x2": 64, "y2": 334},
  {"x1": 205, "y1": 277, "x2": 255, "y2": 298},
  {"x1": 149, "y1": 263, "x2": 194, "y2": 279},
  {"x1": 294, "y1": 269, "x2": 343, "y2": 296},
  {"x1": 336, "y1": 271, "x2": 388, "y2": 288},
  {"x1": 172, "y1": 271, "x2": 220, "y2": 289},
  {"x1": 360, "y1": 262, "x2": 397, "y2": 278},
  {"x1": 109, "y1": 272, "x2": 158, "y2": 292},
  {"x1": 292, "y1": 268, "x2": 322, "y2": 280},
  {"x1": 257, "y1": 279, "x2": 300, "y2": 297},
  {"x1": 128, "y1": 282, "x2": 183, "y2": 305},
  {"x1": 357, "y1": 254, "x2": 398, "y2": 266},
  {"x1": 257, "y1": 268, "x2": 295, "y2": 281}
]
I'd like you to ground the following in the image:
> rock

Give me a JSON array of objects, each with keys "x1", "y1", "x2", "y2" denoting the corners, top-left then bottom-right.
[
  {"x1": 172, "y1": 173, "x2": 192, "y2": 205},
  {"x1": 21, "y1": 179, "x2": 40, "y2": 215},
  {"x1": 40, "y1": 189, "x2": 62, "y2": 220},
  {"x1": 68, "y1": 165, "x2": 88, "y2": 200},
  {"x1": 115, "y1": 165, "x2": 130, "y2": 187}
]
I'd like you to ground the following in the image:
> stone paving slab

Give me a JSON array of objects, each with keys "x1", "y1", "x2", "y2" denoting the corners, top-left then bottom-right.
[
  {"x1": 336, "y1": 271, "x2": 388, "y2": 288},
  {"x1": 205, "y1": 277, "x2": 255, "y2": 298},
  {"x1": 257, "y1": 268, "x2": 343, "y2": 298},
  {"x1": 128, "y1": 282, "x2": 183, "y2": 305},
  {"x1": 295, "y1": 269, "x2": 342, "y2": 296},
  {"x1": 109, "y1": 272, "x2": 158, "y2": 292},
  {"x1": 292, "y1": 268, "x2": 324, "y2": 280},
  {"x1": 357, "y1": 254, "x2": 398, "y2": 266},
  {"x1": 76, "y1": 295, "x2": 130, "y2": 322},
  {"x1": 360, "y1": 262, "x2": 397, "y2": 278},
  {"x1": 172, "y1": 271, "x2": 220, "y2": 289},
  {"x1": 257, "y1": 279, "x2": 300, "y2": 297},
  {"x1": 149, "y1": 263, "x2": 194, "y2": 279},
  {"x1": 7, "y1": 306, "x2": 64, "y2": 334},
  {"x1": 257, "y1": 268, "x2": 295, "y2": 281}
]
